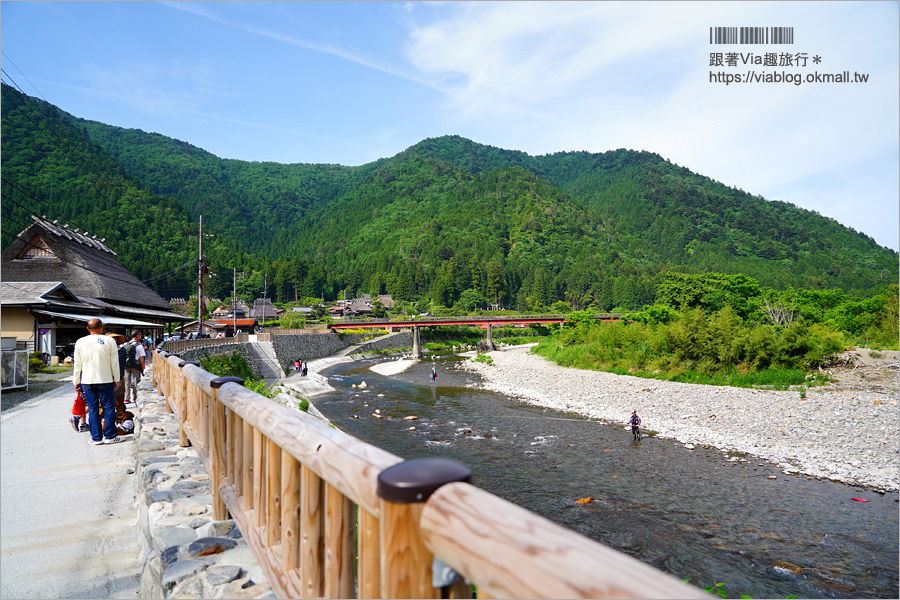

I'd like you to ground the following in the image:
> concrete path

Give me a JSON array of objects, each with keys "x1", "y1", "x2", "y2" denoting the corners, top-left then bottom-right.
[
  {"x1": 247, "y1": 341, "x2": 283, "y2": 382},
  {"x1": 1, "y1": 383, "x2": 140, "y2": 599}
]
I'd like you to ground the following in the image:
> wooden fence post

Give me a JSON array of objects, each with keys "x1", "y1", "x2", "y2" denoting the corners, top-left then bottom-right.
[
  {"x1": 324, "y1": 483, "x2": 354, "y2": 599},
  {"x1": 358, "y1": 509, "x2": 381, "y2": 599},
  {"x1": 209, "y1": 376, "x2": 244, "y2": 521},
  {"x1": 281, "y1": 451, "x2": 302, "y2": 574},
  {"x1": 301, "y1": 464, "x2": 324, "y2": 598},
  {"x1": 177, "y1": 360, "x2": 199, "y2": 447},
  {"x1": 377, "y1": 458, "x2": 472, "y2": 599}
]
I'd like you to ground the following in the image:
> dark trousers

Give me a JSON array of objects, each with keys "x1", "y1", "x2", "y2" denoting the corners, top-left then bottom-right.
[{"x1": 83, "y1": 382, "x2": 117, "y2": 441}]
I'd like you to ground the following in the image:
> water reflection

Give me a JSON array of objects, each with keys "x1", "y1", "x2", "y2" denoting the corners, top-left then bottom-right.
[{"x1": 315, "y1": 353, "x2": 899, "y2": 599}]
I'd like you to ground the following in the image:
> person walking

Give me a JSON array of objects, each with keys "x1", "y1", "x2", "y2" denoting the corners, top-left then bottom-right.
[
  {"x1": 123, "y1": 330, "x2": 146, "y2": 404},
  {"x1": 72, "y1": 318, "x2": 122, "y2": 445}
]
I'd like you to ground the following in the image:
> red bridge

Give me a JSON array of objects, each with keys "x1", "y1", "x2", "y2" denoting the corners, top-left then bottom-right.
[{"x1": 329, "y1": 314, "x2": 622, "y2": 357}]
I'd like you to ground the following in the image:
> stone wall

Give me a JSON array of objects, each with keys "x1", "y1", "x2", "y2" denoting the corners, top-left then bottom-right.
[
  {"x1": 269, "y1": 333, "x2": 367, "y2": 371},
  {"x1": 178, "y1": 343, "x2": 262, "y2": 379},
  {"x1": 347, "y1": 332, "x2": 413, "y2": 355},
  {"x1": 133, "y1": 375, "x2": 273, "y2": 599}
]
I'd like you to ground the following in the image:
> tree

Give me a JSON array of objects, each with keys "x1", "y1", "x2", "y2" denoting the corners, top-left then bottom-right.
[
  {"x1": 371, "y1": 299, "x2": 387, "y2": 318},
  {"x1": 456, "y1": 289, "x2": 486, "y2": 312}
]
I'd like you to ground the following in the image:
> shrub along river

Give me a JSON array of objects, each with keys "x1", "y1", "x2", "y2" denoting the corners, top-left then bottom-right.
[{"x1": 313, "y1": 352, "x2": 898, "y2": 599}]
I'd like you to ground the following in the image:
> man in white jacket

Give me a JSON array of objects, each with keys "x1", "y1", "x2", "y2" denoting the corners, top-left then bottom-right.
[{"x1": 73, "y1": 318, "x2": 121, "y2": 445}]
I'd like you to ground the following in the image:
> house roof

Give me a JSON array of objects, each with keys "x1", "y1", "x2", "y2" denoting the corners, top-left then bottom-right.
[
  {"x1": 212, "y1": 319, "x2": 258, "y2": 327},
  {"x1": 2, "y1": 215, "x2": 176, "y2": 313},
  {"x1": 249, "y1": 298, "x2": 280, "y2": 319},
  {"x1": 1, "y1": 281, "x2": 85, "y2": 307}
]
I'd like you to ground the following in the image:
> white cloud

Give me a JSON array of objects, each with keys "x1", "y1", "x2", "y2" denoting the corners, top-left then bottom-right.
[
  {"x1": 74, "y1": 58, "x2": 230, "y2": 117},
  {"x1": 403, "y1": 1, "x2": 899, "y2": 249},
  {"x1": 164, "y1": 0, "x2": 444, "y2": 91}
]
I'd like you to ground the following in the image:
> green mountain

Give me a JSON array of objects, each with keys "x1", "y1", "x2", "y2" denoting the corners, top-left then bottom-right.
[{"x1": 2, "y1": 82, "x2": 896, "y2": 310}]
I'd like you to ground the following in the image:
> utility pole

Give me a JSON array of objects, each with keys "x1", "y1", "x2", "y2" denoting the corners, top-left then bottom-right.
[
  {"x1": 233, "y1": 267, "x2": 246, "y2": 337},
  {"x1": 197, "y1": 216, "x2": 214, "y2": 337},
  {"x1": 198, "y1": 215, "x2": 204, "y2": 337}
]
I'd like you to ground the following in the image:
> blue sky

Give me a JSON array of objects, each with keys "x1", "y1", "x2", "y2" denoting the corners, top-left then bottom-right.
[{"x1": 2, "y1": 1, "x2": 898, "y2": 250}]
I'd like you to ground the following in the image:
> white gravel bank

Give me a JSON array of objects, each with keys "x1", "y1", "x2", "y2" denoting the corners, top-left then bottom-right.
[{"x1": 460, "y1": 345, "x2": 899, "y2": 492}]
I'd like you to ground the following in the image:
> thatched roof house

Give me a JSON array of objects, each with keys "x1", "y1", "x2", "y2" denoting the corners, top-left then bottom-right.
[
  {"x1": 3, "y1": 216, "x2": 183, "y2": 315},
  {"x1": 1, "y1": 215, "x2": 189, "y2": 356},
  {"x1": 249, "y1": 297, "x2": 280, "y2": 321}
]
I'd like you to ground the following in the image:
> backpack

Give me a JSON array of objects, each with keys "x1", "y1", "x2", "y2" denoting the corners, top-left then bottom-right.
[
  {"x1": 630, "y1": 414, "x2": 640, "y2": 426},
  {"x1": 125, "y1": 340, "x2": 140, "y2": 369}
]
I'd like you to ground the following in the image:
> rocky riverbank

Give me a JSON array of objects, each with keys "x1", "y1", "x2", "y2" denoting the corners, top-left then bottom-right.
[{"x1": 459, "y1": 345, "x2": 899, "y2": 492}]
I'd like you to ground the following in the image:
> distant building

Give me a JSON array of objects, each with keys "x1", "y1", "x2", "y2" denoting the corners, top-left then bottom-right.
[
  {"x1": 249, "y1": 297, "x2": 280, "y2": 321},
  {"x1": 211, "y1": 318, "x2": 259, "y2": 337},
  {"x1": 344, "y1": 293, "x2": 395, "y2": 317}
]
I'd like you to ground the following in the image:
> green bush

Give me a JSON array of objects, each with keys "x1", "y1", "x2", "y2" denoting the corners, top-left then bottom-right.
[
  {"x1": 535, "y1": 305, "x2": 846, "y2": 388},
  {"x1": 200, "y1": 352, "x2": 254, "y2": 381}
]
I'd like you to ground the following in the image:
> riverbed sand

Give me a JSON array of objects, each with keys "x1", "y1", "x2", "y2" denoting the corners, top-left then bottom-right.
[
  {"x1": 459, "y1": 345, "x2": 899, "y2": 492},
  {"x1": 369, "y1": 358, "x2": 416, "y2": 376}
]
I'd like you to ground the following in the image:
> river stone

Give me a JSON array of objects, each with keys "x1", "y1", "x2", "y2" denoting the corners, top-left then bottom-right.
[
  {"x1": 160, "y1": 544, "x2": 181, "y2": 568},
  {"x1": 141, "y1": 467, "x2": 163, "y2": 487},
  {"x1": 171, "y1": 480, "x2": 210, "y2": 493},
  {"x1": 178, "y1": 536, "x2": 238, "y2": 559},
  {"x1": 187, "y1": 517, "x2": 210, "y2": 529},
  {"x1": 138, "y1": 439, "x2": 168, "y2": 452},
  {"x1": 152, "y1": 526, "x2": 198, "y2": 553},
  {"x1": 162, "y1": 559, "x2": 208, "y2": 591},
  {"x1": 170, "y1": 576, "x2": 204, "y2": 599},
  {"x1": 148, "y1": 490, "x2": 195, "y2": 505},
  {"x1": 205, "y1": 565, "x2": 243, "y2": 586},
  {"x1": 197, "y1": 520, "x2": 236, "y2": 539},
  {"x1": 140, "y1": 554, "x2": 163, "y2": 599}
]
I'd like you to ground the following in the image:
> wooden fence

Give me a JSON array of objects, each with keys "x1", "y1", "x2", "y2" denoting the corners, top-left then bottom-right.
[{"x1": 151, "y1": 349, "x2": 706, "y2": 599}]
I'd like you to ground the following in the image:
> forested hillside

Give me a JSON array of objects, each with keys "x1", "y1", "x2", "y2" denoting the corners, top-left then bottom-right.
[{"x1": 2, "y1": 82, "x2": 896, "y2": 311}]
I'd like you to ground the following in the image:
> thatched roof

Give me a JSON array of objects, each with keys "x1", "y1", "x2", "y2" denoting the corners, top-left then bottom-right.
[
  {"x1": 0, "y1": 281, "x2": 86, "y2": 309},
  {"x1": 249, "y1": 298, "x2": 279, "y2": 320},
  {"x1": 1, "y1": 215, "x2": 182, "y2": 317}
]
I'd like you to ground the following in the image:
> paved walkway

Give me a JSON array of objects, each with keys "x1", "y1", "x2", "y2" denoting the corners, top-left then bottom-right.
[{"x1": 1, "y1": 382, "x2": 140, "y2": 599}]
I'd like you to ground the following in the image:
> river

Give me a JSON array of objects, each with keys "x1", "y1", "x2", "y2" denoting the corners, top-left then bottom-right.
[{"x1": 312, "y1": 352, "x2": 899, "y2": 599}]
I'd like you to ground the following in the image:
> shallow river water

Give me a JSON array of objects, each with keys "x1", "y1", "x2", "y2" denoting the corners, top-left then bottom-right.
[{"x1": 314, "y1": 353, "x2": 899, "y2": 599}]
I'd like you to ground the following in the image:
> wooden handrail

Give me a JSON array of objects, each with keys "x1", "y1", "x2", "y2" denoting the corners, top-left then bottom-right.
[
  {"x1": 151, "y1": 349, "x2": 707, "y2": 599},
  {"x1": 421, "y1": 482, "x2": 706, "y2": 599}
]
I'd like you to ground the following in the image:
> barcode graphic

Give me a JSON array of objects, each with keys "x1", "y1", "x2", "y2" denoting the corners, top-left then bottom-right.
[{"x1": 710, "y1": 27, "x2": 794, "y2": 44}]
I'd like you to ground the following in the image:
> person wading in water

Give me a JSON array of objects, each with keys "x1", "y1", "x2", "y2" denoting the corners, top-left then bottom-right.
[{"x1": 629, "y1": 410, "x2": 642, "y2": 441}]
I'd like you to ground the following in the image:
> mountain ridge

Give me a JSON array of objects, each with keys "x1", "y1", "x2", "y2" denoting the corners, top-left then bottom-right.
[{"x1": 2, "y1": 82, "x2": 896, "y2": 309}]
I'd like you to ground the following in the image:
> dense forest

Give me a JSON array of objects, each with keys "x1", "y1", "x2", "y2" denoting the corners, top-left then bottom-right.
[{"x1": 2, "y1": 82, "x2": 897, "y2": 314}]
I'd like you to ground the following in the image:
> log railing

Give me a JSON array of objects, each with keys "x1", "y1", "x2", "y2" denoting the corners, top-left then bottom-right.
[{"x1": 151, "y1": 349, "x2": 706, "y2": 599}]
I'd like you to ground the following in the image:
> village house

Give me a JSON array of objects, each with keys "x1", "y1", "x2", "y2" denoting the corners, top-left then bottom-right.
[
  {"x1": 248, "y1": 297, "x2": 281, "y2": 322},
  {"x1": 1, "y1": 215, "x2": 191, "y2": 359}
]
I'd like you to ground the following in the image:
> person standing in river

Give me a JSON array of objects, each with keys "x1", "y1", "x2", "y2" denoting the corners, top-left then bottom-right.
[{"x1": 629, "y1": 410, "x2": 642, "y2": 440}]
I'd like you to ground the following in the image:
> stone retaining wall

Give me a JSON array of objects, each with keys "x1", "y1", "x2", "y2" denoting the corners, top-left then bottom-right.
[
  {"x1": 347, "y1": 332, "x2": 413, "y2": 355},
  {"x1": 178, "y1": 344, "x2": 262, "y2": 379},
  {"x1": 133, "y1": 373, "x2": 273, "y2": 599},
  {"x1": 269, "y1": 333, "x2": 368, "y2": 370}
]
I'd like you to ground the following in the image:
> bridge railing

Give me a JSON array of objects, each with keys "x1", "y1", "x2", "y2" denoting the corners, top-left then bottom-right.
[
  {"x1": 151, "y1": 348, "x2": 704, "y2": 599},
  {"x1": 330, "y1": 313, "x2": 623, "y2": 328}
]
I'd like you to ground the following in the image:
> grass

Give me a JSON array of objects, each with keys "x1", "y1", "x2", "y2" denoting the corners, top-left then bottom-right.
[
  {"x1": 533, "y1": 338, "x2": 832, "y2": 390},
  {"x1": 473, "y1": 354, "x2": 494, "y2": 366}
]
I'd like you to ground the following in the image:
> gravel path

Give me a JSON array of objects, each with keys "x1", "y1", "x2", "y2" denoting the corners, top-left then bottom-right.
[{"x1": 460, "y1": 345, "x2": 899, "y2": 492}]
